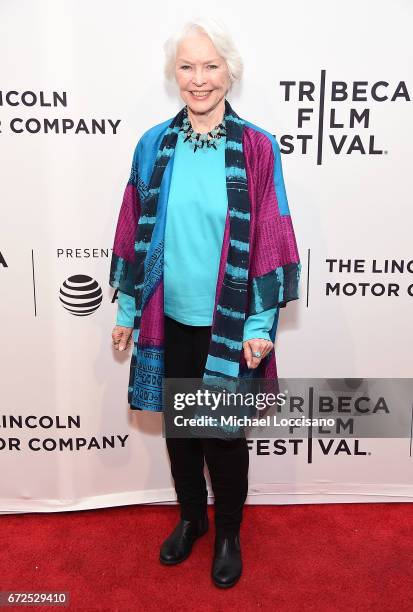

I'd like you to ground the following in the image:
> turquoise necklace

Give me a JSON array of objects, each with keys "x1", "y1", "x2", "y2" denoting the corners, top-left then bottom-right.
[{"x1": 179, "y1": 105, "x2": 226, "y2": 153}]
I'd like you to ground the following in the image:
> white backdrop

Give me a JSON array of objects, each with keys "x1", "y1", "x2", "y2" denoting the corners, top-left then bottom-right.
[{"x1": 1, "y1": 0, "x2": 412, "y2": 513}]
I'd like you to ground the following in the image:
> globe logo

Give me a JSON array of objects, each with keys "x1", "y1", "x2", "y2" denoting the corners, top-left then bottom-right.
[{"x1": 59, "y1": 274, "x2": 103, "y2": 316}]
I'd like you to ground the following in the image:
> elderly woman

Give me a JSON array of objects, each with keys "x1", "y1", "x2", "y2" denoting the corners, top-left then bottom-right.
[{"x1": 109, "y1": 18, "x2": 300, "y2": 588}]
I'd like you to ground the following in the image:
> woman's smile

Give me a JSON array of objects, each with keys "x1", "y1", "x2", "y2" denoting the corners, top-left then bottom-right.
[{"x1": 190, "y1": 90, "x2": 212, "y2": 98}]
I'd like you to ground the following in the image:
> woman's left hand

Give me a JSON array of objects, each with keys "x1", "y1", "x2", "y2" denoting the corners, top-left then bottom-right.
[{"x1": 242, "y1": 338, "x2": 274, "y2": 369}]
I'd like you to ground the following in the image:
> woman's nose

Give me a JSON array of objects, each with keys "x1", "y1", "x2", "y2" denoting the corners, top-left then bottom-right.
[{"x1": 192, "y1": 68, "x2": 206, "y2": 86}]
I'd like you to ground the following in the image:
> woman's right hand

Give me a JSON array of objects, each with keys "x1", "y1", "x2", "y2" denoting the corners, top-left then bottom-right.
[{"x1": 112, "y1": 325, "x2": 133, "y2": 351}]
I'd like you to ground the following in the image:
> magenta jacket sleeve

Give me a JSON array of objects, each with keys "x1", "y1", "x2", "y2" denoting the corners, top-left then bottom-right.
[{"x1": 109, "y1": 145, "x2": 141, "y2": 297}]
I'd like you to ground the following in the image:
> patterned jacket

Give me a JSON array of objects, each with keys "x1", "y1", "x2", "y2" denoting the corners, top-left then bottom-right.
[{"x1": 109, "y1": 99, "x2": 301, "y2": 411}]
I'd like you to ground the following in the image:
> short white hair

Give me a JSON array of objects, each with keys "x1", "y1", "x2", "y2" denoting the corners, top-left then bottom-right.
[{"x1": 163, "y1": 17, "x2": 243, "y2": 87}]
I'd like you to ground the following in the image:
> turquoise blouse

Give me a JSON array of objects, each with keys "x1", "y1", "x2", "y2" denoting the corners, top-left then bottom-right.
[{"x1": 116, "y1": 129, "x2": 277, "y2": 342}]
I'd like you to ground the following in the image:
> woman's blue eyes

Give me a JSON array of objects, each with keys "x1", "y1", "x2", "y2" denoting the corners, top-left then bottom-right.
[{"x1": 180, "y1": 65, "x2": 218, "y2": 70}]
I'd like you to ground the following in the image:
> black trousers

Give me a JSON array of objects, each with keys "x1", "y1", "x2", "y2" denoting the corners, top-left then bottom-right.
[{"x1": 163, "y1": 315, "x2": 249, "y2": 536}]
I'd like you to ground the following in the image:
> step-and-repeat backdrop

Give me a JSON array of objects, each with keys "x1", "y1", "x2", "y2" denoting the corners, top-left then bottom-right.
[{"x1": 1, "y1": 0, "x2": 412, "y2": 512}]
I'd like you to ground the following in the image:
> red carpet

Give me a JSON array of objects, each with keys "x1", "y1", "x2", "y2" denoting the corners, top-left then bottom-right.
[{"x1": 2, "y1": 503, "x2": 412, "y2": 611}]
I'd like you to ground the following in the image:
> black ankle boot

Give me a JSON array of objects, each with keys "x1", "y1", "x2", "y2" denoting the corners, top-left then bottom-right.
[
  {"x1": 212, "y1": 532, "x2": 242, "y2": 588},
  {"x1": 159, "y1": 514, "x2": 209, "y2": 565}
]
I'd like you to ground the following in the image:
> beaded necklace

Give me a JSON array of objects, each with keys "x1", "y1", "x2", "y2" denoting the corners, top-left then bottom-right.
[{"x1": 179, "y1": 105, "x2": 227, "y2": 152}]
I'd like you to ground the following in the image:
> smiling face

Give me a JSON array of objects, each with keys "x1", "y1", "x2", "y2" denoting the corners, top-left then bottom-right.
[{"x1": 174, "y1": 30, "x2": 231, "y2": 117}]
